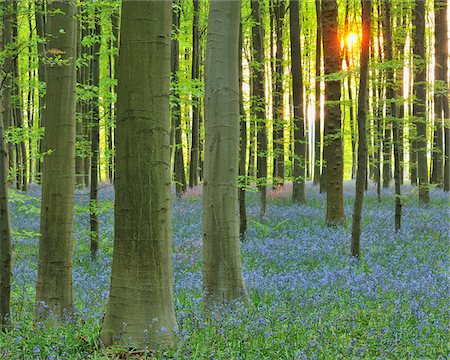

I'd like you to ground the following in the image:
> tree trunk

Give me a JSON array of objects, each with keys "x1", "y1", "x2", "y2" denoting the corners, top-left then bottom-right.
[
  {"x1": 189, "y1": 0, "x2": 201, "y2": 188},
  {"x1": 351, "y1": 0, "x2": 371, "y2": 258},
  {"x1": 432, "y1": 0, "x2": 446, "y2": 186},
  {"x1": 322, "y1": 0, "x2": 344, "y2": 225},
  {"x1": 172, "y1": 0, "x2": 187, "y2": 197},
  {"x1": 238, "y1": 25, "x2": 247, "y2": 239},
  {"x1": 314, "y1": 0, "x2": 322, "y2": 187},
  {"x1": 272, "y1": 0, "x2": 285, "y2": 185},
  {"x1": 290, "y1": 0, "x2": 306, "y2": 203},
  {"x1": 251, "y1": 0, "x2": 268, "y2": 218},
  {"x1": 413, "y1": 0, "x2": 429, "y2": 205},
  {"x1": 383, "y1": 0, "x2": 402, "y2": 230},
  {"x1": 101, "y1": 0, "x2": 177, "y2": 348},
  {"x1": 35, "y1": 0, "x2": 46, "y2": 183},
  {"x1": 203, "y1": 0, "x2": 248, "y2": 306},
  {"x1": 90, "y1": 8, "x2": 101, "y2": 259},
  {"x1": 35, "y1": 0, "x2": 77, "y2": 321}
]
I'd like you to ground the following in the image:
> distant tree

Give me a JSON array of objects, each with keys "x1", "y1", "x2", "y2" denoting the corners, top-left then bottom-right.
[
  {"x1": 89, "y1": 6, "x2": 101, "y2": 259},
  {"x1": 189, "y1": 0, "x2": 201, "y2": 188},
  {"x1": 172, "y1": 0, "x2": 187, "y2": 197},
  {"x1": 351, "y1": 0, "x2": 371, "y2": 258},
  {"x1": 203, "y1": 0, "x2": 248, "y2": 306},
  {"x1": 432, "y1": 0, "x2": 447, "y2": 188},
  {"x1": 413, "y1": 0, "x2": 429, "y2": 205},
  {"x1": 290, "y1": 0, "x2": 306, "y2": 203},
  {"x1": 314, "y1": 0, "x2": 322, "y2": 188},
  {"x1": 383, "y1": 0, "x2": 402, "y2": 230},
  {"x1": 322, "y1": 0, "x2": 344, "y2": 225},
  {"x1": 272, "y1": 0, "x2": 286, "y2": 185},
  {"x1": 251, "y1": 0, "x2": 268, "y2": 218},
  {"x1": 35, "y1": 0, "x2": 77, "y2": 322},
  {"x1": 238, "y1": 25, "x2": 247, "y2": 238}
]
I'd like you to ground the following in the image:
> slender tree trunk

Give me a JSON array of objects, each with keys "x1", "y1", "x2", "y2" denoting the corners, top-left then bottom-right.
[
  {"x1": 322, "y1": 0, "x2": 344, "y2": 225},
  {"x1": 314, "y1": 0, "x2": 322, "y2": 187},
  {"x1": 35, "y1": 0, "x2": 46, "y2": 183},
  {"x1": 290, "y1": 0, "x2": 306, "y2": 203},
  {"x1": 0, "y1": 107, "x2": 11, "y2": 330},
  {"x1": 384, "y1": 0, "x2": 402, "y2": 230},
  {"x1": 189, "y1": 0, "x2": 200, "y2": 188},
  {"x1": 351, "y1": 0, "x2": 371, "y2": 258},
  {"x1": 35, "y1": 0, "x2": 77, "y2": 321},
  {"x1": 172, "y1": 0, "x2": 187, "y2": 197},
  {"x1": 203, "y1": 0, "x2": 248, "y2": 306},
  {"x1": 272, "y1": 0, "x2": 285, "y2": 185},
  {"x1": 238, "y1": 25, "x2": 247, "y2": 239},
  {"x1": 2, "y1": 4, "x2": 13, "y2": 186},
  {"x1": 413, "y1": 0, "x2": 429, "y2": 205},
  {"x1": 109, "y1": 9, "x2": 119, "y2": 183},
  {"x1": 432, "y1": 0, "x2": 446, "y2": 186},
  {"x1": 344, "y1": 2, "x2": 356, "y2": 180},
  {"x1": 251, "y1": 0, "x2": 268, "y2": 218},
  {"x1": 101, "y1": 1, "x2": 177, "y2": 348},
  {"x1": 89, "y1": 9, "x2": 101, "y2": 259}
]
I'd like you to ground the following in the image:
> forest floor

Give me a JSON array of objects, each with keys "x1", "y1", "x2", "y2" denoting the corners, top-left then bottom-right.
[{"x1": 1, "y1": 181, "x2": 449, "y2": 359}]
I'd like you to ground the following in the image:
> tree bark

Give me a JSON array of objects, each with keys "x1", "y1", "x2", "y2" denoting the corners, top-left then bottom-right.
[
  {"x1": 322, "y1": 0, "x2": 344, "y2": 225},
  {"x1": 238, "y1": 25, "x2": 247, "y2": 239},
  {"x1": 101, "y1": 0, "x2": 177, "y2": 348},
  {"x1": 35, "y1": 0, "x2": 77, "y2": 321},
  {"x1": 351, "y1": 0, "x2": 371, "y2": 258},
  {"x1": 171, "y1": 0, "x2": 187, "y2": 197},
  {"x1": 251, "y1": 0, "x2": 268, "y2": 218},
  {"x1": 203, "y1": 0, "x2": 248, "y2": 306},
  {"x1": 189, "y1": 0, "x2": 201, "y2": 188},
  {"x1": 272, "y1": 0, "x2": 285, "y2": 185},
  {"x1": 432, "y1": 0, "x2": 446, "y2": 187},
  {"x1": 314, "y1": 0, "x2": 322, "y2": 187},
  {"x1": 90, "y1": 7, "x2": 101, "y2": 259},
  {"x1": 290, "y1": 0, "x2": 306, "y2": 203},
  {"x1": 413, "y1": 0, "x2": 429, "y2": 205}
]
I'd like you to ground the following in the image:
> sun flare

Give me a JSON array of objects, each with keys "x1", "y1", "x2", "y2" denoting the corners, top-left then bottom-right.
[{"x1": 347, "y1": 32, "x2": 358, "y2": 49}]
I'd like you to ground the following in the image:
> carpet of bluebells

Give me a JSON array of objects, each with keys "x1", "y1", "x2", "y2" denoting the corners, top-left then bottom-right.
[{"x1": 1, "y1": 181, "x2": 449, "y2": 359}]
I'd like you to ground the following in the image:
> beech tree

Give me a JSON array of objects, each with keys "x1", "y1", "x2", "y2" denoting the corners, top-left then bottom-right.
[
  {"x1": 290, "y1": 0, "x2": 306, "y2": 203},
  {"x1": 413, "y1": 0, "x2": 429, "y2": 205},
  {"x1": 351, "y1": 0, "x2": 371, "y2": 258},
  {"x1": 203, "y1": 0, "x2": 248, "y2": 306},
  {"x1": 322, "y1": 0, "x2": 344, "y2": 225},
  {"x1": 100, "y1": 0, "x2": 177, "y2": 347},
  {"x1": 251, "y1": 0, "x2": 268, "y2": 218},
  {"x1": 0, "y1": 89, "x2": 12, "y2": 329},
  {"x1": 35, "y1": 0, "x2": 77, "y2": 321}
]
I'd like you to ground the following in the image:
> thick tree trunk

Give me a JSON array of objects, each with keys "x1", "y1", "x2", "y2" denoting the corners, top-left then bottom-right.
[
  {"x1": 35, "y1": 0, "x2": 77, "y2": 321},
  {"x1": 189, "y1": 0, "x2": 201, "y2": 188},
  {"x1": 413, "y1": 0, "x2": 429, "y2": 205},
  {"x1": 251, "y1": 0, "x2": 268, "y2": 217},
  {"x1": 90, "y1": 9, "x2": 101, "y2": 259},
  {"x1": 101, "y1": 1, "x2": 177, "y2": 348},
  {"x1": 290, "y1": 0, "x2": 306, "y2": 203},
  {"x1": 351, "y1": 0, "x2": 371, "y2": 258},
  {"x1": 203, "y1": 0, "x2": 248, "y2": 306},
  {"x1": 172, "y1": 0, "x2": 187, "y2": 197},
  {"x1": 322, "y1": 0, "x2": 344, "y2": 225}
]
